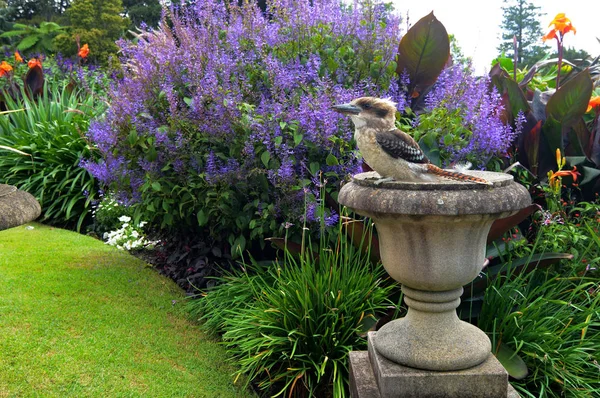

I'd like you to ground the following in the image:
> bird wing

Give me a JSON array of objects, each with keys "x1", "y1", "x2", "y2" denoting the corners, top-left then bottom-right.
[{"x1": 375, "y1": 129, "x2": 430, "y2": 164}]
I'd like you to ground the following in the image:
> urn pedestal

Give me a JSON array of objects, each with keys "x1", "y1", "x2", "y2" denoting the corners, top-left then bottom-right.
[{"x1": 338, "y1": 171, "x2": 530, "y2": 398}]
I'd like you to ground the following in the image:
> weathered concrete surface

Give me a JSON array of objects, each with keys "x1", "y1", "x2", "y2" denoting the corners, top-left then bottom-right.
[
  {"x1": 350, "y1": 342, "x2": 520, "y2": 397},
  {"x1": 0, "y1": 184, "x2": 41, "y2": 231},
  {"x1": 350, "y1": 351, "x2": 381, "y2": 398},
  {"x1": 369, "y1": 332, "x2": 507, "y2": 397},
  {"x1": 375, "y1": 288, "x2": 492, "y2": 371},
  {"x1": 339, "y1": 171, "x2": 531, "y2": 216}
]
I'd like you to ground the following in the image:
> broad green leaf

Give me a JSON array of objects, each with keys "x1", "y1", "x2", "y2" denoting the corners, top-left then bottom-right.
[
  {"x1": 417, "y1": 136, "x2": 440, "y2": 166},
  {"x1": 293, "y1": 133, "x2": 303, "y2": 146},
  {"x1": 569, "y1": 119, "x2": 590, "y2": 158},
  {"x1": 151, "y1": 182, "x2": 161, "y2": 191},
  {"x1": 546, "y1": 69, "x2": 593, "y2": 128},
  {"x1": 566, "y1": 127, "x2": 585, "y2": 156},
  {"x1": 309, "y1": 162, "x2": 320, "y2": 176},
  {"x1": 326, "y1": 153, "x2": 339, "y2": 166},
  {"x1": 494, "y1": 344, "x2": 528, "y2": 380},
  {"x1": 0, "y1": 30, "x2": 28, "y2": 38},
  {"x1": 491, "y1": 56, "x2": 514, "y2": 73},
  {"x1": 541, "y1": 115, "x2": 562, "y2": 159},
  {"x1": 396, "y1": 12, "x2": 449, "y2": 91},
  {"x1": 17, "y1": 35, "x2": 40, "y2": 51},
  {"x1": 580, "y1": 166, "x2": 600, "y2": 186},
  {"x1": 260, "y1": 151, "x2": 270, "y2": 168},
  {"x1": 231, "y1": 235, "x2": 246, "y2": 258},
  {"x1": 146, "y1": 146, "x2": 157, "y2": 161},
  {"x1": 502, "y1": 77, "x2": 530, "y2": 122}
]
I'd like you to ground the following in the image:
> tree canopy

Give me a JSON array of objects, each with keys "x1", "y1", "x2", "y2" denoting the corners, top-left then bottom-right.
[{"x1": 497, "y1": 0, "x2": 546, "y2": 67}]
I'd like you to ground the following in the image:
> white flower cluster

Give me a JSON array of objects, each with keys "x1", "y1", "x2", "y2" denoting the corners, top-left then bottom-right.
[{"x1": 103, "y1": 216, "x2": 159, "y2": 251}]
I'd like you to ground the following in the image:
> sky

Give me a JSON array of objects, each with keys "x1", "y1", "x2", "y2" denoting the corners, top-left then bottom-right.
[{"x1": 391, "y1": 0, "x2": 599, "y2": 74}]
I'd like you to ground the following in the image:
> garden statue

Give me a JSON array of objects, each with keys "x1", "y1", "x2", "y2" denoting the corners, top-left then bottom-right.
[{"x1": 336, "y1": 97, "x2": 530, "y2": 397}]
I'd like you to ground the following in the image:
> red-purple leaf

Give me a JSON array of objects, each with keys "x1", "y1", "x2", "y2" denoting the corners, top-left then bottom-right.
[
  {"x1": 25, "y1": 64, "x2": 44, "y2": 98},
  {"x1": 546, "y1": 69, "x2": 593, "y2": 128},
  {"x1": 523, "y1": 120, "x2": 542, "y2": 175},
  {"x1": 396, "y1": 12, "x2": 449, "y2": 94},
  {"x1": 486, "y1": 204, "x2": 539, "y2": 244}
]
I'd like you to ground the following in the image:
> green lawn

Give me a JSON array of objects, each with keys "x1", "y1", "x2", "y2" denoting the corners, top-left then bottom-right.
[{"x1": 0, "y1": 223, "x2": 254, "y2": 398}]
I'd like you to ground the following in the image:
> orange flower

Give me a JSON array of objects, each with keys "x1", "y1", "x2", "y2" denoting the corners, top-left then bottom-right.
[
  {"x1": 78, "y1": 43, "x2": 89, "y2": 59},
  {"x1": 543, "y1": 13, "x2": 576, "y2": 42},
  {"x1": 542, "y1": 30, "x2": 557, "y2": 42},
  {"x1": 549, "y1": 13, "x2": 576, "y2": 35},
  {"x1": 14, "y1": 51, "x2": 23, "y2": 63},
  {"x1": 28, "y1": 58, "x2": 42, "y2": 69},
  {"x1": 587, "y1": 96, "x2": 600, "y2": 113},
  {"x1": 0, "y1": 61, "x2": 12, "y2": 77},
  {"x1": 549, "y1": 166, "x2": 580, "y2": 183}
]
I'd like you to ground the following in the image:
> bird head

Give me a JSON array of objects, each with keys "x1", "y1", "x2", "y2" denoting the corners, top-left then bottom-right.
[{"x1": 332, "y1": 97, "x2": 397, "y2": 131}]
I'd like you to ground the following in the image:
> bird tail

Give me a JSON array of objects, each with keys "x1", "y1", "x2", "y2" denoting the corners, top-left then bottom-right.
[{"x1": 426, "y1": 164, "x2": 492, "y2": 185}]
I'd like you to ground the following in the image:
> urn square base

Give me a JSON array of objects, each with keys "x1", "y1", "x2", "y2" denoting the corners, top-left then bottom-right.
[{"x1": 349, "y1": 332, "x2": 519, "y2": 398}]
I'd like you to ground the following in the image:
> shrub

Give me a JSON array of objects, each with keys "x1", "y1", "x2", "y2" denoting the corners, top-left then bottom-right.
[
  {"x1": 54, "y1": 0, "x2": 129, "y2": 65},
  {"x1": 189, "y1": 214, "x2": 393, "y2": 397},
  {"x1": 83, "y1": 0, "x2": 401, "y2": 254},
  {"x1": 396, "y1": 64, "x2": 522, "y2": 168},
  {"x1": 0, "y1": 82, "x2": 106, "y2": 230}
]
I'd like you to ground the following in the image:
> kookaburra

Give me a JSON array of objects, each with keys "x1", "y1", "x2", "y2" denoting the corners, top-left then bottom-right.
[{"x1": 333, "y1": 97, "x2": 491, "y2": 185}]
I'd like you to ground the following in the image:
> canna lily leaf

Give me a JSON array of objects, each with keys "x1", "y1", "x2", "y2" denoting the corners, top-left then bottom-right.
[
  {"x1": 579, "y1": 166, "x2": 600, "y2": 186},
  {"x1": 396, "y1": 12, "x2": 449, "y2": 94},
  {"x1": 24, "y1": 65, "x2": 44, "y2": 98},
  {"x1": 568, "y1": 119, "x2": 590, "y2": 157},
  {"x1": 540, "y1": 115, "x2": 562, "y2": 175},
  {"x1": 546, "y1": 69, "x2": 593, "y2": 128},
  {"x1": 486, "y1": 204, "x2": 539, "y2": 244},
  {"x1": 519, "y1": 65, "x2": 537, "y2": 89},
  {"x1": 523, "y1": 120, "x2": 542, "y2": 175},
  {"x1": 494, "y1": 343, "x2": 528, "y2": 380},
  {"x1": 497, "y1": 75, "x2": 530, "y2": 124}
]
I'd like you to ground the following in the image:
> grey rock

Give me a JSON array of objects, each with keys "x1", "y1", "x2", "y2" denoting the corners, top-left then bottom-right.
[{"x1": 0, "y1": 184, "x2": 41, "y2": 231}]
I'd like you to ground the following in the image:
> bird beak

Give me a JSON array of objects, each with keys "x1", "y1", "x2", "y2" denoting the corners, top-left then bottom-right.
[{"x1": 332, "y1": 103, "x2": 361, "y2": 115}]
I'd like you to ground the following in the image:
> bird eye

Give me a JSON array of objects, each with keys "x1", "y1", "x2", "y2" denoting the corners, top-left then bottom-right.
[{"x1": 363, "y1": 103, "x2": 372, "y2": 110}]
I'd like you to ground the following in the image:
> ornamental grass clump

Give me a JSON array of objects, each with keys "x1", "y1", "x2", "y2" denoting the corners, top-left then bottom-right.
[
  {"x1": 0, "y1": 82, "x2": 105, "y2": 231},
  {"x1": 479, "y1": 266, "x2": 600, "y2": 398},
  {"x1": 83, "y1": 0, "x2": 401, "y2": 253},
  {"x1": 189, "y1": 215, "x2": 393, "y2": 398}
]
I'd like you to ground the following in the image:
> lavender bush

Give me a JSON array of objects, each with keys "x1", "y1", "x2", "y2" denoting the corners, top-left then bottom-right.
[{"x1": 84, "y1": 0, "x2": 401, "y2": 253}]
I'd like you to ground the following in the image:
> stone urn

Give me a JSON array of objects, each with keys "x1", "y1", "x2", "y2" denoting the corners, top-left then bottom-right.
[
  {"x1": 339, "y1": 170, "x2": 530, "y2": 383},
  {"x1": 0, "y1": 184, "x2": 41, "y2": 231}
]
